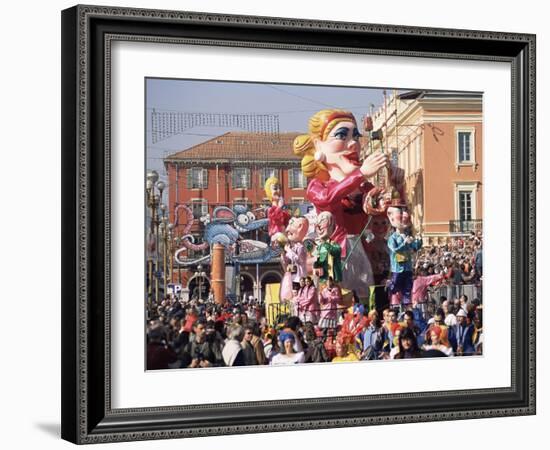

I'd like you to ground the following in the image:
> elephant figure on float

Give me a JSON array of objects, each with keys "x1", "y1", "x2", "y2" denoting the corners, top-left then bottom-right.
[{"x1": 173, "y1": 204, "x2": 280, "y2": 266}]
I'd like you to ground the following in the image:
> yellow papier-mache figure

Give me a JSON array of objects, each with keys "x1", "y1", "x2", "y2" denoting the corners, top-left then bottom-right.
[{"x1": 264, "y1": 176, "x2": 290, "y2": 247}]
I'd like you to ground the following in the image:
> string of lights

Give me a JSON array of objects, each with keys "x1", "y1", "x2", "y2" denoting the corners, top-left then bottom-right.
[{"x1": 151, "y1": 111, "x2": 280, "y2": 144}]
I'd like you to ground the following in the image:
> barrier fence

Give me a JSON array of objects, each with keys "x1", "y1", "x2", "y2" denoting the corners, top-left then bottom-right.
[
  {"x1": 267, "y1": 303, "x2": 349, "y2": 327},
  {"x1": 429, "y1": 284, "x2": 482, "y2": 304},
  {"x1": 267, "y1": 283, "x2": 481, "y2": 326}
]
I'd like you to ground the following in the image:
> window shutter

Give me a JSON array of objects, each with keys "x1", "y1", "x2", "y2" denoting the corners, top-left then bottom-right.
[
  {"x1": 186, "y1": 168, "x2": 192, "y2": 188},
  {"x1": 202, "y1": 168, "x2": 208, "y2": 188},
  {"x1": 458, "y1": 132, "x2": 472, "y2": 162},
  {"x1": 245, "y1": 168, "x2": 251, "y2": 188},
  {"x1": 232, "y1": 168, "x2": 250, "y2": 189}
]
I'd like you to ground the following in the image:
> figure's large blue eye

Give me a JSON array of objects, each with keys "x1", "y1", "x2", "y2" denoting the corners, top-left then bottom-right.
[
  {"x1": 334, "y1": 131, "x2": 347, "y2": 140},
  {"x1": 237, "y1": 214, "x2": 249, "y2": 226},
  {"x1": 331, "y1": 126, "x2": 351, "y2": 140},
  {"x1": 332, "y1": 126, "x2": 362, "y2": 141}
]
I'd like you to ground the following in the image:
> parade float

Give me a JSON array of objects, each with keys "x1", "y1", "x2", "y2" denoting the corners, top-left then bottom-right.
[{"x1": 169, "y1": 107, "x2": 414, "y2": 328}]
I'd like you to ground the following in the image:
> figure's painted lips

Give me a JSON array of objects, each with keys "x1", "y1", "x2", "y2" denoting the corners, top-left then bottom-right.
[{"x1": 343, "y1": 151, "x2": 361, "y2": 166}]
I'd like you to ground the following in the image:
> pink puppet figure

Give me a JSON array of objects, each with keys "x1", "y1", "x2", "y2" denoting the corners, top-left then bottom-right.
[
  {"x1": 290, "y1": 284, "x2": 301, "y2": 317},
  {"x1": 318, "y1": 276, "x2": 343, "y2": 329},
  {"x1": 293, "y1": 109, "x2": 389, "y2": 300},
  {"x1": 412, "y1": 268, "x2": 444, "y2": 319},
  {"x1": 297, "y1": 276, "x2": 320, "y2": 324},
  {"x1": 279, "y1": 216, "x2": 310, "y2": 303},
  {"x1": 264, "y1": 176, "x2": 290, "y2": 247}
]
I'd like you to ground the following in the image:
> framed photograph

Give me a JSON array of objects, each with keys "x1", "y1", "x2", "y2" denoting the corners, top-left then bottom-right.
[{"x1": 61, "y1": 4, "x2": 536, "y2": 444}]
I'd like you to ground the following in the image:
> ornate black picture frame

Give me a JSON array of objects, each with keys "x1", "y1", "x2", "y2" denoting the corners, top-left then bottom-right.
[{"x1": 61, "y1": 4, "x2": 536, "y2": 444}]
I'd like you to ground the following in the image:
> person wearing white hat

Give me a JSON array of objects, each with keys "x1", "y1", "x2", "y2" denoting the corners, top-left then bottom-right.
[{"x1": 453, "y1": 309, "x2": 475, "y2": 356}]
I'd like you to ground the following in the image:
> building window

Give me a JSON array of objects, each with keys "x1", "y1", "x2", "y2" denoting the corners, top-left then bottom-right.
[
  {"x1": 232, "y1": 167, "x2": 251, "y2": 189},
  {"x1": 458, "y1": 191, "x2": 472, "y2": 221},
  {"x1": 454, "y1": 182, "x2": 478, "y2": 223},
  {"x1": 288, "y1": 168, "x2": 307, "y2": 189},
  {"x1": 187, "y1": 167, "x2": 208, "y2": 189},
  {"x1": 191, "y1": 199, "x2": 208, "y2": 219},
  {"x1": 455, "y1": 127, "x2": 476, "y2": 165},
  {"x1": 260, "y1": 167, "x2": 279, "y2": 187},
  {"x1": 458, "y1": 132, "x2": 471, "y2": 162}
]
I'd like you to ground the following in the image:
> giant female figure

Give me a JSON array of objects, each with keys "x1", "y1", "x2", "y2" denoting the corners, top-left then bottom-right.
[{"x1": 293, "y1": 109, "x2": 388, "y2": 300}]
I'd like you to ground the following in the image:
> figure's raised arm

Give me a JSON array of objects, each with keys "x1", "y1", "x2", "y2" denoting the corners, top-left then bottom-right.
[{"x1": 307, "y1": 169, "x2": 365, "y2": 208}]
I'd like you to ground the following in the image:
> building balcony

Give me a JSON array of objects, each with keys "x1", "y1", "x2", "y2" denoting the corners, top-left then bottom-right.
[{"x1": 449, "y1": 219, "x2": 483, "y2": 234}]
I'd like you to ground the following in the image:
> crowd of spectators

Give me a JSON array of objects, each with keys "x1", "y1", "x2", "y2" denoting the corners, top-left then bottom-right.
[
  {"x1": 146, "y1": 231, "x2": 483, "y2": 370},
  {"x1": 146, "y1": 284, "x2": 483, "y2": 370},
  {"x1": 415, "y1": 230, "x2": 483, "y2": 285}
]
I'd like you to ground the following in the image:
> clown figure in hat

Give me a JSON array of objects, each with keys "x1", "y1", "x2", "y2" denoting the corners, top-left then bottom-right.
[
  {"x1": 387, "y1": 200, "x2": 422, "y2": 312},
  {"x1": 313, "y1": 211, "x2": 342, "y2": 284}
]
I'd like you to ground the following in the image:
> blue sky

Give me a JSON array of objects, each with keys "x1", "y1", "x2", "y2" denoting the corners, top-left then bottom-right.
[{"x1": 145, "y1": 78, "x2": 402, "y2": 194}]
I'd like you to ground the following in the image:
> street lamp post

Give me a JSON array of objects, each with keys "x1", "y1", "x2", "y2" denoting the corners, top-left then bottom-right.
[
  {"x1": 145, "y1": 170, "x2": 159, "y2": 304},
  {"x1": 145, "y1": 170, "x2": 169, "y2": 305},
  {"x1": 167, "y1": 223, "x2": 174, "y2": 287},
  {"x1": 158, "y1": 215, "x2": 174, "y2": 298},
  {"x1": 155, "y1": 183, "x2": 165, "y2": 303},
  {"x1": 159, "y1": 220, "x2": 166, "y2": 298}
]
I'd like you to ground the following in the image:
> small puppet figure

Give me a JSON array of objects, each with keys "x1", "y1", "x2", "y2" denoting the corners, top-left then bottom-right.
[
  {"x1": 264, "y1": 176, "x2": 291, "y2": 247},
  {"x1": 387, "y1": 200, "x2": 422, "y2": 311},
  {"x1": 363, "y1": 213, "x2": 391, "y2": 281},
  {"x1": 289, "y1": 282, "x2": 301, "y2": 317},
  {"x1": 313, "y1": 211, "x2": 343, "y2": 283},
  {"x1": 363, "y1": 212, "x2": 391, "y2": 312},
  {"x1": 318, "y1": 276, "x2": 342, "y2": 329},
  {"x1": 297, "y1": 276, "x2": 320, "y2": 324},
  {"x1": 279, "y1": 216, "x2": 310, "y2": 302}
]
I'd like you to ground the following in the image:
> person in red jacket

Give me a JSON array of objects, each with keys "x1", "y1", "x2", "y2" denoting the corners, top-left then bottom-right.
[{"x1": 146, "y1": 324, "x2": 177, "y2": 370}]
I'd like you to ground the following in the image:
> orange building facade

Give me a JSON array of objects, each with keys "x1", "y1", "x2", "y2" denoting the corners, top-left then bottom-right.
[{"x1": 370, "y1": 91, "x2": 483, "y2": 244}]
